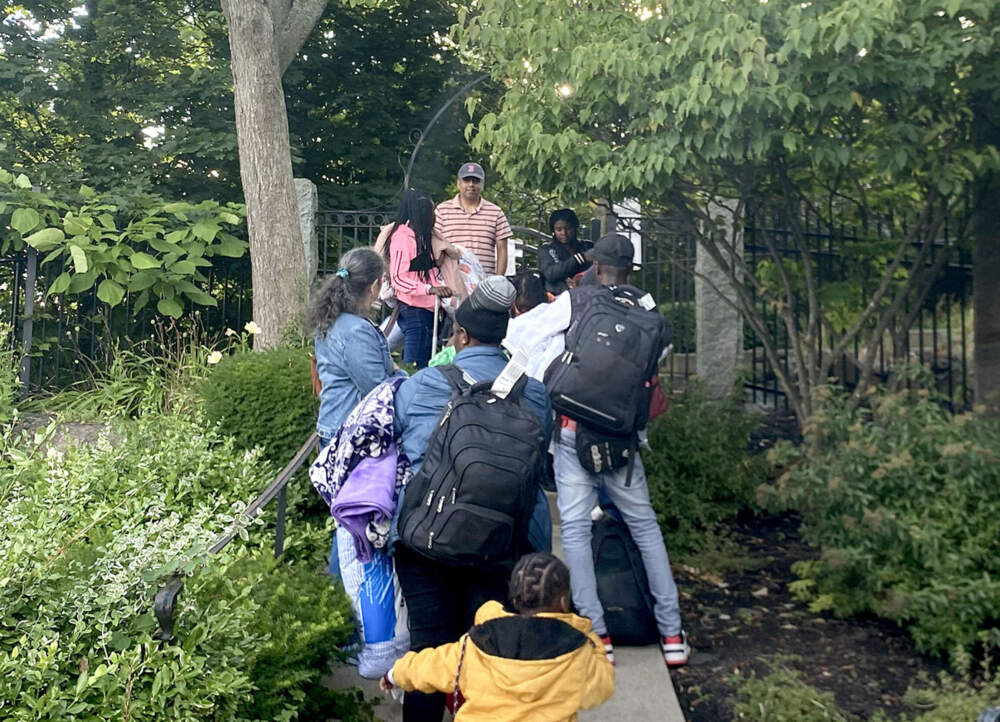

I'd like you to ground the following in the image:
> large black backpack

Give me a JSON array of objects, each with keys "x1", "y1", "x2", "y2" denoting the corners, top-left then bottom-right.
[
  {"x1": 397, "y1": 364, "x2": 546, "y2": 567},
  {"x1": 545, "y1": 284, "x2": 667, "y2": 436},
  {"x1": 592, "y1": 515, "x2": 659, "y2": 645}
]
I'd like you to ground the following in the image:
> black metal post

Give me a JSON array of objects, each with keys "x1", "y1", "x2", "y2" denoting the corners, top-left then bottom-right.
[
  {"x1": 403, "y1": 74, "x2": 490, "y2": 191},
  {"x1": 154, "y1": 576, "x2": 184, "y2": 642},
  {"x1": 18, "y1": 248, "x2": 36, "y2": 396},
  {"x1": 274, "y1": 485, "x2": 287, "y2": 558}
]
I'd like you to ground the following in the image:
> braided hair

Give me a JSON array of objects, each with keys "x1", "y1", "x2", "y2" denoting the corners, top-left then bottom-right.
[{"x1": 508, "y1": 552, "x2": 571, "y2": 614}]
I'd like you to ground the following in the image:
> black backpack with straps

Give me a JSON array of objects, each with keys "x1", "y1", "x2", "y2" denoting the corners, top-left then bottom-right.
[
  {"x1": 545, "y1": 284, "x2": 667, "y2": 479},
  {"x1": 545, "y1": 284, "x2": 667, "y2": 436},
  {"x1": 397, "y1": 364, "x2": 546, "y2": 567},
  {"x1": 592, "y1": 515, "x2": 659, "y2": 645}
]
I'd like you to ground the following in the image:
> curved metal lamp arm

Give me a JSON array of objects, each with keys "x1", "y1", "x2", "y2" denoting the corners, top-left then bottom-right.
[{"x1": 403, "y1": 73, "x2": 490, "y2": 191}]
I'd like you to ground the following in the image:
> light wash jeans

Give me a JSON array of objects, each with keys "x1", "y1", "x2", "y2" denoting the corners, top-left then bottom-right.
[{"x1": 554, "y1": 429, "x2": 682, "y2": 637}]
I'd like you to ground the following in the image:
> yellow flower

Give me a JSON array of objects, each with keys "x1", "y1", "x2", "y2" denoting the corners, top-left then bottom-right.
[
  {"x1": 225, "y1": 327, "x2": 237, "y2": 337},
  {"x1": 207, "y1": 351, "x2": 223, "y2": 365},
  {"x1": 244, "y1": 321, "x2": 261, "y2": 335}
]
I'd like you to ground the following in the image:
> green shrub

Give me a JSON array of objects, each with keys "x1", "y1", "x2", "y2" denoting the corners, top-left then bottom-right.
[
  {"x1": 660, "y1": 301, "x2": 695, "y2": 353},
  {"x1": 644, "y1": 384, "x2": 766, "y2": 555},
  {"x1": 904, "y1": 673, "x2": 1000, "y2": 722},
  {"x1": 0, "y1": 411, "x2": 360, "y2": 721},
  {"x1": 0, "y1": 329, "x2": 14, "y2": 424},
  {"x1": 733, "y1": 661, "x2": 860, "y2": 721},
  {"x1": 734, "y1": 659, "x2": 1000, "y2": 722},
  {"x1": 760, "y1": 388, "x2": 1000, "y2": 664},
  {"x1": 203, "y1": 550, "x2": 365, "y2": 722},
  {"x1": 199, "y1": 347, "x2": 317, "y2": 468},
  {"x1": 23, "y1": 323, "x2": 216, "y2": 421}
]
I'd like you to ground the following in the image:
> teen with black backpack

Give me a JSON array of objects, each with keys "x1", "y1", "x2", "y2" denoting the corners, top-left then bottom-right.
[
  {"x1": 391, "y1": 276, "x2": 553, "y2": 722},
  {"x1": 505, "y1": 232, "x2": 689, "y2": 669}
]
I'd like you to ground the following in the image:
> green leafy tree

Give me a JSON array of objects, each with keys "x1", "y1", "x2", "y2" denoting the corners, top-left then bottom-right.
[
  {"x1": 286, "y1": 0, "x2": 472, "y2": 208},
  {"x1": 457, "y1": 0, "x2": 1000, "y2": 424},
  {"x1": 0, "y1": 1, "x2": 471, "y2": 209},
  {"x1": 0, "y1": 169, "x2": 247, "y2": 317},
  {"x1": 0, "y1": 1, "x2": 238, "y2": 200}
]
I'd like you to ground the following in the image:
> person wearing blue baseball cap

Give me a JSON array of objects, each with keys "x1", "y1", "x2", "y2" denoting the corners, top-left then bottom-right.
[{"x1": 433, "y1": 162, "x2": 514, "y2": 277}]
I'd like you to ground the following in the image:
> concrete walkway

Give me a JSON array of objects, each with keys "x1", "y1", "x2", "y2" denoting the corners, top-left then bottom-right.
[
  {"x1": 323, "y1": 493, "x2": 686, "y2": 721},
  {"x1": 550, "y1": 493, "x2": 687, "y2": 722}
]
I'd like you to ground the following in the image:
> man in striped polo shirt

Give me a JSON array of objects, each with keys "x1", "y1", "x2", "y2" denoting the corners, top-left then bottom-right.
[{"x1": 434, "y1": 162, "x2": 513, "y2": 276}]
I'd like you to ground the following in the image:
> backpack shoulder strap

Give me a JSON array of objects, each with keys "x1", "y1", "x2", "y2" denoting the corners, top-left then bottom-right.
[
  {"x1": 505, "y1": 373, "x2": 530, "y2": 403},
  {"x1": 436, "y1": 364, "x2": 470, "y2": 394},
  {"x1": 565, "y1": 285, "x2": 607, "y2": 347}
]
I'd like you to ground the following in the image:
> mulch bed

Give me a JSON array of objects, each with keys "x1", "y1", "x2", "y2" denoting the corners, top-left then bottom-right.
[{"x1": 670, "y1": 512, "x2": 946, "y2": 720}]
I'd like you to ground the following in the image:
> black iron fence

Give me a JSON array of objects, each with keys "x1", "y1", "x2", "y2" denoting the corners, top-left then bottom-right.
[
  {"x1": 744, "y1": 216, "x2": 973, "y2": 411},
  {"x1": 315, "y1": 209, "x2": 699, "y2": 386},
  {"x1": 5, "y1": 207, "x2": 971, "y2": 412},
  {"x1": 317, "y1": 210, "x2": 395, "y2": 273},
  {"x1": 316, "y1": 209, "x2": 557, "y2": 276},
  {"x1": 1, "y1": 249, "x2": 253, "y2": 394},
  {"x1": 614, "y1": 215, "x2": 698, "y2": 389}
]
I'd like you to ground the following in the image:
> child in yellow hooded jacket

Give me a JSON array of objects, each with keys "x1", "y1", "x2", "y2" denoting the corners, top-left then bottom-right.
[{"x1": 381, "y1": 552, "x2": 614, "y2": 721}]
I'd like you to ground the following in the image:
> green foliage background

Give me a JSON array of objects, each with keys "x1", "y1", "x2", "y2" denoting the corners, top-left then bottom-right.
[
  {"x1": 458, "y1": 0, "x2": 1000, "y2": 209},
  {"x1": 734, "y1": 658, "x2": 1000, "y2": 722},
  {"x1": 644, "y1": 384, "x2": 765, "y2": 555},
  {"x1": 0, "y1": 409, "x2": 358, "y2": 721},
  {"x1": 198, "y1": 347, "x2": 317, "y2": 469},
  {"x1": 0, "y1": 0, "x2": 477, "y2": 209},
  {"x1": 760, "y1": 388, "x2": 1000, "y2": 664},
  {"x1": 0, "y1": 169, "x2": 247, "y2": 317}
]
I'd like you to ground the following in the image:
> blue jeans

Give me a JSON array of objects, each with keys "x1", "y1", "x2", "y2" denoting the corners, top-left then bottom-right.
[
  {"x1": 528, "y1": 487, "x2": 552, "y2": 553},
  {"x1": 553, "y1": 429, "x2": 682, "y2": 637},
  {"x1": 396, "y1": 302, "x2": 434, "y2": 369}
]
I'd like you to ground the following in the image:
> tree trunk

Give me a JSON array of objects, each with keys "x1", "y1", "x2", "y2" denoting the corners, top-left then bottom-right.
[
  {"x1": 223, "y1": 0, "x2": 307, "y2": 349},
  {"x1": 973, "y1": 174, "x2": 1000, "y2": 413}
]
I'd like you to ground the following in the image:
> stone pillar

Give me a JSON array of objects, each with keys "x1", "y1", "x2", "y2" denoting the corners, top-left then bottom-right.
[
  {"x1": 294, "y1": 178, "x2": 319, "y2": 289},
  {"x1": 696, "y1": 202, "x2": 744, "y2": 399}
]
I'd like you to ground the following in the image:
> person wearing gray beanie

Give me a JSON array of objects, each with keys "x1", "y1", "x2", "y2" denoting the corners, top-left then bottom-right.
[
  {"x1": 454, "y1": 275, "x2": 517, "y2": 345},
  {"x1": 391, "y1": 270, "x2": 554, "y2": 722}
]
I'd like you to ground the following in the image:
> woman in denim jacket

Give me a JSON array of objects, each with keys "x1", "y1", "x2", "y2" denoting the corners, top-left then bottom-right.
[{"x1": 312, "y1": 247, "x2": 403, "y2": 449}]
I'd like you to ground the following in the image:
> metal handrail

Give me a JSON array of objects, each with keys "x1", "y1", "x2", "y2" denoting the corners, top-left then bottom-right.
[
  {"x1": 510, "y1": 225, "x2": 549, "y2": 245},
  {"x1": 209, "y1": 430, "x2": 319, "y2": 555},
  {"x1": 154, "y1": 431, "x2": 320, "y2": 641}
]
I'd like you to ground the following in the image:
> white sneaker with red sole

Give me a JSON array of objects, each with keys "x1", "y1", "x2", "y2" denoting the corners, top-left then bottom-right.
[
  {"x1": 661, "y1": 630, "x2": 690, "y2": 667},
  {"x1": 598, "y1": 634, "x2": 615, "y2": 666}
]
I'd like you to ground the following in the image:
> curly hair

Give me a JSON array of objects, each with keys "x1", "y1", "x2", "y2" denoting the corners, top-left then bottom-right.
[
  {"x1": 508, "y1": 552, "x2": 571, "y2": 614},
  {"x1": 310, "y1": 247, "x2": 384, "y2": 336}
]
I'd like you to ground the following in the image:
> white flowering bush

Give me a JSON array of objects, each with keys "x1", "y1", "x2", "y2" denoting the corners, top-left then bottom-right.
[{"x1": 0, "y1": 412, "x2": 359, "y2": 721}]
